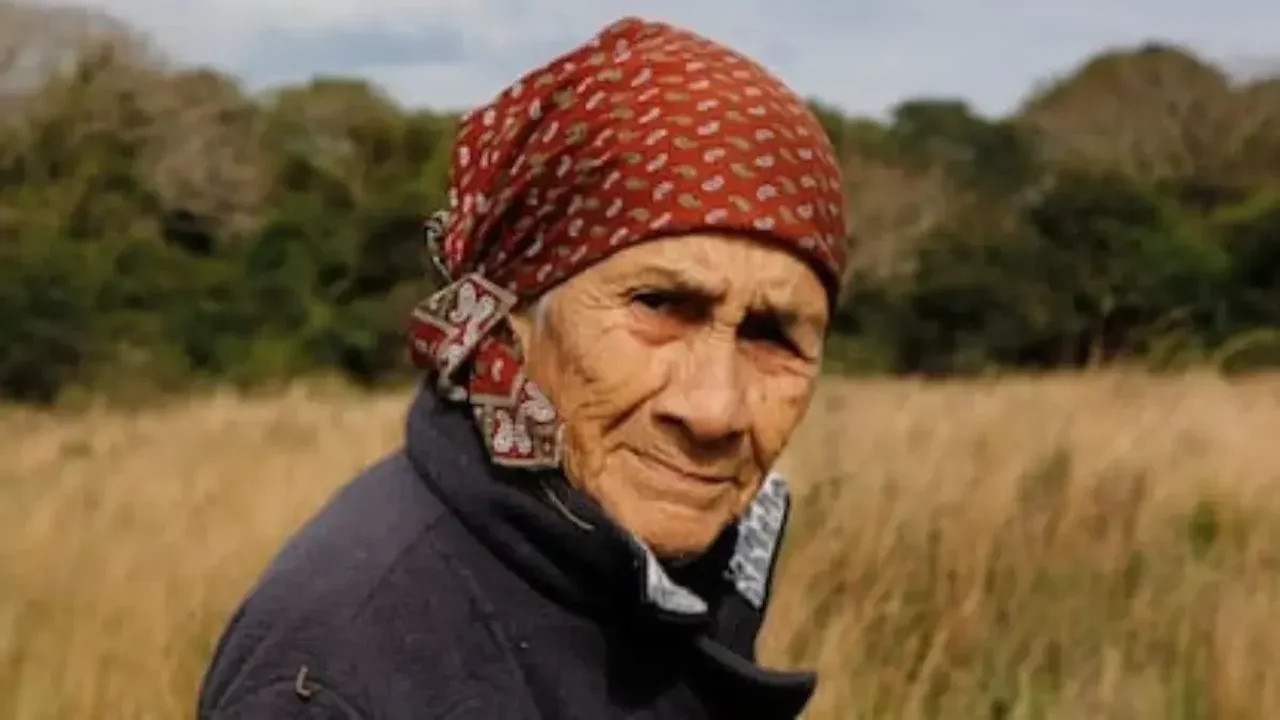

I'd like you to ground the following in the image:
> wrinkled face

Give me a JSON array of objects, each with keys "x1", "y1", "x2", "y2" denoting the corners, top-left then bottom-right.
[{"x1": 508, "y1": 233, "x2": 830, "y2": 559}]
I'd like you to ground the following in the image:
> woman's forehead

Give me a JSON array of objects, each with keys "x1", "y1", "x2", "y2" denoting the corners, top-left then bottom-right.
[{"x1": 588, "y1": 233, "x2": 828, "y2": 310}]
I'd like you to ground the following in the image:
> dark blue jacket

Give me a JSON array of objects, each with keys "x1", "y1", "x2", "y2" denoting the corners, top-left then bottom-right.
[{"x1": 195, "y1": 383, "x2": 816, "y2": 718}]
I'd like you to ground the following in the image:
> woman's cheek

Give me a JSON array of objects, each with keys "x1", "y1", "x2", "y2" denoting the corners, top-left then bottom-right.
[{"x1": 748, "y1": 372, "x2": 815, "y2": 464}]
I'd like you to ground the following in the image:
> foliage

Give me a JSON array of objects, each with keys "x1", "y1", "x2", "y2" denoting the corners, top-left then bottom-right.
[{"x1": 2, "y1": 3, "x2": 1279, "y2": 402}]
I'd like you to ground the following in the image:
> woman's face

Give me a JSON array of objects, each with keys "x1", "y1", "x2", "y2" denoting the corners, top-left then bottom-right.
[{"x1": 510, "y1": 232, "x2": 829, "y2": 559}]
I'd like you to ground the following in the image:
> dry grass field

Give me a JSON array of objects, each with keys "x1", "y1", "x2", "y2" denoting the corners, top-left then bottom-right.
[{"x1": 3, "y1": 372, "x2": 1280, "y2": 719}]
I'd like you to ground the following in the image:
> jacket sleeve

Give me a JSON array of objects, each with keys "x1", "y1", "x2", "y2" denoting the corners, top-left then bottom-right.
[{"x1": 206, "y1": 676, "x2": 367, "y2": 720}]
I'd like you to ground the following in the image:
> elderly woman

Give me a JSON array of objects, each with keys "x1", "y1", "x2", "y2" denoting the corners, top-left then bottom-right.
[{"x1": 197, "y1": 16, "x2": 846, "y2": 720}]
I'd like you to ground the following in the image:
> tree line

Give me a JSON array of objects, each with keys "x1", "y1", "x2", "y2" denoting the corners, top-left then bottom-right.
[{"x1": 2, "y1": 2, "x2": 1279, "y2": 403}]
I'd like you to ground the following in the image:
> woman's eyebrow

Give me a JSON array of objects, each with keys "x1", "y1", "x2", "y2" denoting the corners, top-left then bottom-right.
[
  {"x1": 749, "y1": 296, "x2": 825, "y2": 331},
  {"x1": 622, "y1": 265, "x2": 725, "y2": 296}
]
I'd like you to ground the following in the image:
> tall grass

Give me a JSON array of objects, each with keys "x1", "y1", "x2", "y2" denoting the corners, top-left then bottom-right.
[{"x1": 3, "y1": 372, "x2": 1279, "y2": 718}]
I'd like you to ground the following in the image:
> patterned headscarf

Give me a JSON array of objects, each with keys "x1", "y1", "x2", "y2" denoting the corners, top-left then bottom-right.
[{"x1": 409, "y1": 16, "x2": 847, "y2": 469}]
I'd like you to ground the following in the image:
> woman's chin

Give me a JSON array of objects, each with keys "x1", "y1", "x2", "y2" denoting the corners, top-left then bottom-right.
[{"x1": 603, "y1": 491, "x2": 734, "y2": 559}]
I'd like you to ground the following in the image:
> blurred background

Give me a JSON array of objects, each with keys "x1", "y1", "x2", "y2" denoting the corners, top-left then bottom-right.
[{"x1": 2, "y1": 1, "x2": 1279, "y2": 718}]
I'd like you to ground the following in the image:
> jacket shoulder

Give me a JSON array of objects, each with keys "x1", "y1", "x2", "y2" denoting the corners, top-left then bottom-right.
[{"x1": 197, "y1": 451, "x2": 530, "y2": 718}]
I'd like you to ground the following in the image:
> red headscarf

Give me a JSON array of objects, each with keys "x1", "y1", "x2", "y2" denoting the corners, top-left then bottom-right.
[{"x1": 409, "y1": 17, "x2": 847, "y2": 468}]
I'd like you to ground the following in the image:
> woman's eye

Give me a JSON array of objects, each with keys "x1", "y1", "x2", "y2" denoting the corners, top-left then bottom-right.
[
  {"x1": 631, "y1": 289, "x2": 682, "y2": 311},
  {"x1": 740, "y1": 313, "x2": 798, "y2": 353},
  {"x1": 633, "y1": 291, "x2": 668, "y2": 309},
  {"x1": 629, "y1": 288, "x2": 709, "y2": 327}
]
